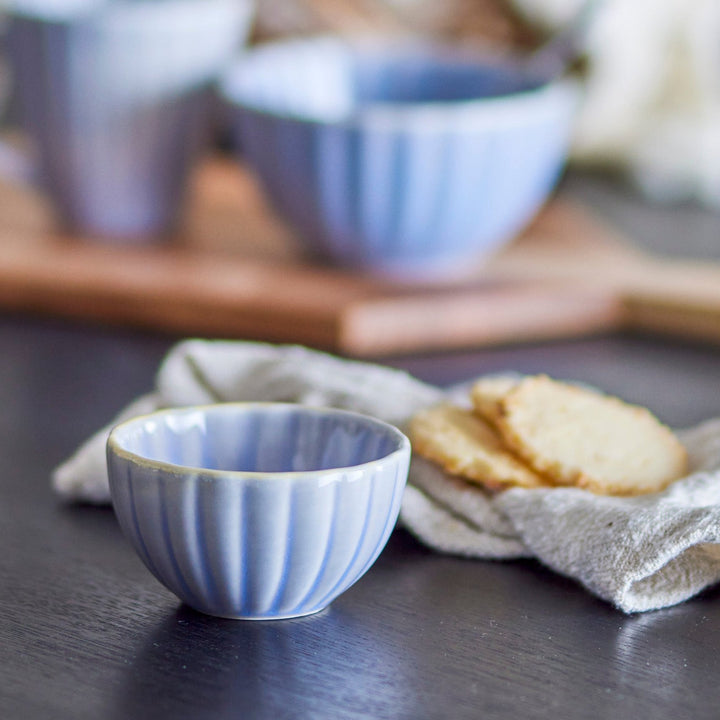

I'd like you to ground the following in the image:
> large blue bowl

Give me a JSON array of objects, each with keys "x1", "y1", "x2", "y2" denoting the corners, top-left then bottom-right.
[{"x1": 220, "y1": 37, "x2": 580, "y2": 279}]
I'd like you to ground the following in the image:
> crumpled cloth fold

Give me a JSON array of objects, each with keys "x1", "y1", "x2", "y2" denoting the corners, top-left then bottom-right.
[{"x1": 54, "y1": 339, "x2": 720, "y2": 613}]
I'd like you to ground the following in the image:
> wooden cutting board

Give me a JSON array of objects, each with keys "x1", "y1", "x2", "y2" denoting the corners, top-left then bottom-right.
[{"x1": 0, "y1": 157, "x2": 718, "y2": 355}]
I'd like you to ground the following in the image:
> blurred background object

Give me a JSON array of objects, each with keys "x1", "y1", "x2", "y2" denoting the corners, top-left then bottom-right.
[
  {"x1": 2, "y1": 0, "x2": 719, "y2": 217},
  {"x1": 512, "y1": 0, "x2": 720, "y2": 207},
  {"x1": 0, "y1": 14, "x2": 9, "y2": 123},
  {"x1": 1, "y1": 0, "x2": 719, "y2": 353},
  {"x1": 221, "y1": 36, "x2": 579, "y2": 278},
  {"x1": 1, "y1": 0, "x2": 254, "y2": 241},
  {"x1": 253, "y1": 0, "x2": 720, "y2": 209}
]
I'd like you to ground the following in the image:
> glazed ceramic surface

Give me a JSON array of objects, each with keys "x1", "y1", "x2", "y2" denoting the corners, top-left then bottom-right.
[
  {"x1": 221, "y1": 37, "x2": 579, "y2": 278},
  {"x1": 106, "y1": 403, "x2": 410, "y2": 619},
  {"x1": 5, "y1": 0, "x2": 253, "y2": 240}
]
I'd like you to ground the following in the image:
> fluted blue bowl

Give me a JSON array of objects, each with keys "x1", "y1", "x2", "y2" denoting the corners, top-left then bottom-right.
[
  {"x1": 220, "y1": 37, "x2": 580, "y2": 279},
  {"x1": 106, "y1": 403, "x2": 410, "y2": 620}
]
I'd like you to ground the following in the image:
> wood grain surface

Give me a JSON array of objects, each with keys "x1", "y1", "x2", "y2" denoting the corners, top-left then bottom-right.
[{"x1": 3, "y1": 314, "x2": 720, "y2": 720}]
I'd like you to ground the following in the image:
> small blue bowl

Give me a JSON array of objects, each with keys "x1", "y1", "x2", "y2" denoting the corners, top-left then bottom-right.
[
  {"x1": 106, "y1": 403, "x2": 410, "y2": 620},
  {"x1": 220, "y1": 37, "x2": 580, "y2": 279}
]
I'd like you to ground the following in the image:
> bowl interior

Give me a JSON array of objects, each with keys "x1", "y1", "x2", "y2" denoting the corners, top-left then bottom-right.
[
  {"x1": 354, "y1": 56, "x2": 543, "y2": 105},
  {"x1": 111, "y1": 404, "x2": 406, "y2": 475},
  {"x1": 223, "y1": 39, "x2": 547, "y2": 121}
]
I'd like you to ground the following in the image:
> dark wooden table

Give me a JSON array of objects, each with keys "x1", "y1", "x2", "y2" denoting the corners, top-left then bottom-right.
[{"x1": 3, "y1": 172, "x2": 720, "y2": 719}]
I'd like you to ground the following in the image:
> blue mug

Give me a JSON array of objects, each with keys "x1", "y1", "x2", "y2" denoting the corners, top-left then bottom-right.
[{"x1": 1, "y1": 0, "x2": 253, "y2": 241}]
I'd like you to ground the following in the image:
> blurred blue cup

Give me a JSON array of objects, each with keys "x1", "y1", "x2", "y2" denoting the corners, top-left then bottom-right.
[
  {"x1": 2, "y1": 0, "x2": 254, "y2": 241},
  {"x1": 221, "y1": 37, "x2": 580, "y2": 280}
]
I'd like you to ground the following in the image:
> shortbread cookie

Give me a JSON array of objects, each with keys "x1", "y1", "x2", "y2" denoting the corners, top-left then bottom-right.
[
  {"x1": 470, "y1": 375, "x2": 521, "y2": 423},
  {"x1": 409, "y1": 403, "x2": 547, "y2": 491},
  {"x1": 471, "y1": 375, "x2": 606, "y2": 423},
  {"x1": 495, "y1": 375, "x2": 688, "y2": 495}
]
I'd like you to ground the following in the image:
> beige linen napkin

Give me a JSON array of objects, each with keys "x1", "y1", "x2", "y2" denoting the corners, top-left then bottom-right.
[{"x1": 54, "y1": 339, "x2": 720, "y2": 613}]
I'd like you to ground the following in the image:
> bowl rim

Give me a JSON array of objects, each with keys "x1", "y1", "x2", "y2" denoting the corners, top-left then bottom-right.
[
  {"x1": 218, "y1": 35, "x2": 582, "y2": 131},
  {"x1": 107, "y1": 401, "x2": 411, "y2": 480}
]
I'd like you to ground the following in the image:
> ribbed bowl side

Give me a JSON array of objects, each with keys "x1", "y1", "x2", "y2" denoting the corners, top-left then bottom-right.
[
  {"x1": 109, "y1": 455, "x2": 408, "y2": 619},
  {"x1": 7, "y1": 0, "x2": 252, "y2": 239},
  {"x1": 235, "y1": 83, "x2": 576, "y2": 276},
  {"x1": 107, "y1": 404, "x2": 410, "y2": 619},
  {"x1": 237, "y1": 112, "x2": 329, "y2": 258}
]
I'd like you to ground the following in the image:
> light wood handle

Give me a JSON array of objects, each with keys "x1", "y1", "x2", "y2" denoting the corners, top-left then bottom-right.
[{"x1": 621, "y1": 258, "x2": 720, "y2": 344}]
